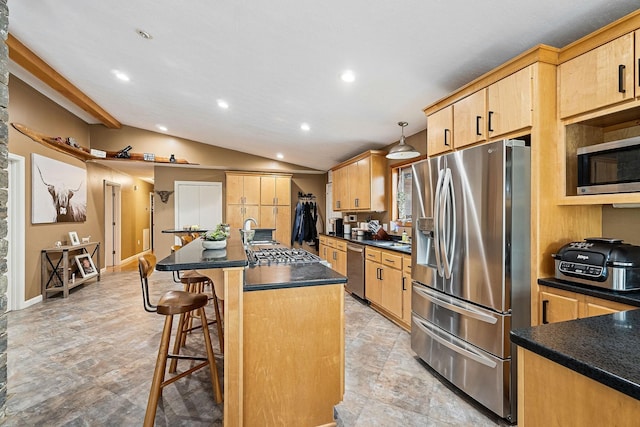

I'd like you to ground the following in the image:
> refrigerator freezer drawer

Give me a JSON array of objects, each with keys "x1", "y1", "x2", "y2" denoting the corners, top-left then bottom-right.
[
  {"x1": 411, "y1": 314, "x2": 512, "y2": 420},
  {"x1": 412, "y1": 283, "x2": 511, "y2": 358}
]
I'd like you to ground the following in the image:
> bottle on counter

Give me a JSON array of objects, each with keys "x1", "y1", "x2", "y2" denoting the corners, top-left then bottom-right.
[{"x1": 401, "y1": 231, "x2": 408, "y2": 242}]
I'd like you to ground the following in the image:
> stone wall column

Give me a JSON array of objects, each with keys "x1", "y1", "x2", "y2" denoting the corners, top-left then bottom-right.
[{"x1": 0, "y1": 0, "x2": 9, "y2": 419}]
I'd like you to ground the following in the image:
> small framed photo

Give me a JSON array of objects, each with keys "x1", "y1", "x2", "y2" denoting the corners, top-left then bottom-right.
[
  {"x1": 69, "y1": 231, "x2": 80, "y2": 246},
  {"x1": 75, "y1": 253, "x2": 97, "y2": 278}
]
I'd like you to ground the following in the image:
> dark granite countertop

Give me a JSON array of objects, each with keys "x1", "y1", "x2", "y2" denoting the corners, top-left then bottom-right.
[
  {"x1": 156, "y1": 237, "x2": 248, "y2": 271},
  {"x1": 539, "y1": 277, "x2": 640, "y2": 307},
  {"x1": 244, "y1": 262, "x2": 347, "y2": 291},
  {"x1": 511, "y1": 309, "x2": 640, "y2": 400},
  {"x1": 324, "y1": 233, "x2": 412, "y2": 254}
]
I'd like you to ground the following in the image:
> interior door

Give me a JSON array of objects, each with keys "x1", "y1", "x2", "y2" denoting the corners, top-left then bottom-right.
[
  {"x1": 174, "y1": 181, "x2": 223, "y2": 239},
  {"x1": 104, "y1": 181, "x2": 121, "y2": 267}
]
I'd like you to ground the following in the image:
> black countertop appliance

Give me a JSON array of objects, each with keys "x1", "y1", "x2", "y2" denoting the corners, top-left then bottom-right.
[{"x1": 553, "y1": 237, "x2": 640, "y2": 291}]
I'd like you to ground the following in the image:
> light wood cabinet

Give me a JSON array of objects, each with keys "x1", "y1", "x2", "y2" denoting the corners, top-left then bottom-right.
[
  {"x1": 402, "y1": 254, "x2": 412, "y2": 328},
  {"x1": 318, "y1": 235, "x2": 329, "y2": 261},
  {"x1": 517, "y1": 346, "x2": 640, "y2": 426},
  {"x1": 453, "y1": 89, "x2": 487, "y2": 149},
  {"x1": 259, "y1": 206, "x2": 291, "y2": 245},
  {"x1": 260, "y1": 175, "x2": 290, "y2": 206},
  {"x1": 331, "y1": 150, "x2": 387, "y2": 212},
  {"x1": 365, "y1": 247, "x2": 404, "y2": 322},
  {"x1": 427, "y1": 105, "x2": 454, "y2": 156},
  {"x1": 226, "y1": 172, "x2": 291, "y2": 242},
  {"x1": 323, "y1": 236, "x2": 346, "y2": 276},
  {"x1": 539, "y1": 285, "x2": 636, "y2": 324},
  {"x1": 487, "y1": 66, "x2": 532, "y2": 137},
  {"x1": 539, "y1": 286, "x2": 581, "y2": 324},
  {"x1": 430, "y1": 66, "x2": 531, "y2": 156},
  {"x1": 559, "y1": 32, "x2": 635, "y2": 119}
]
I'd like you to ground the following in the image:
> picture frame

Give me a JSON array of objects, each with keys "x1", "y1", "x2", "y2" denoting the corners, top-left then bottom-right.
[
  {"x1": 69, "y1": 231, "x2": 80, "y2": 246},
  {"x1": 75, "y1": 253, "x2": 97, "y2": 278}
]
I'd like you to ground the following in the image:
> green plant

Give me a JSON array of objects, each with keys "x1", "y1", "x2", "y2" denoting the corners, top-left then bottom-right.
[{"x1": 203, "y1": 223, "x2": 230, "y2": 241}]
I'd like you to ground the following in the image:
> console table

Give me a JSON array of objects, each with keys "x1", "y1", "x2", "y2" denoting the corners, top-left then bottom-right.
[{"x1": 41, "y1": 242, "x2": 101, "y2": 300}]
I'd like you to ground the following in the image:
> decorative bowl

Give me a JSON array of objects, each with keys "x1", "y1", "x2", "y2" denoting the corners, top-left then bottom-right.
[{"x1": 202, "y1": 239, "x2": 227, "y2": 249}]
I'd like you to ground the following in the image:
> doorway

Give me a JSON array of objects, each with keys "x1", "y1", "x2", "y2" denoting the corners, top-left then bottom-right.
[
  {"x1": 174, "y1": 181, "x2": 222, "y2": 245},
  {"x1": 104, "y1": 181, "x2": 122, "y2": 267},
  {"x1": 7, "y1": 154, "x2": 25, "y2": 311}
]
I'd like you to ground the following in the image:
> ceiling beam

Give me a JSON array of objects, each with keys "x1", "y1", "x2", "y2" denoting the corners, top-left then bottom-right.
[{"x1": 7, "y1": 33, "x2": 121, "y2": 129}]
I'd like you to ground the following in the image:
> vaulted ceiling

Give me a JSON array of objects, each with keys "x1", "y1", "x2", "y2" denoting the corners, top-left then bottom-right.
[{"x1": 7, "y1": 1, "x2": 640, "y2": 171}]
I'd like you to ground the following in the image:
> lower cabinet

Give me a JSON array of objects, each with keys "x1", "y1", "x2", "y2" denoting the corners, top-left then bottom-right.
[
  {"x1": 320, "y1": 236, "x2": 346, "y2": 276},
  {"x1": 402, "y1": 255, "x2": 412, "y2": 328},
  {"x1": 539, "y1": 285, "x2": 636, "y2": 324},
  {"x1": 365, "y1": 247, "x2": 410, "y2": 330}
]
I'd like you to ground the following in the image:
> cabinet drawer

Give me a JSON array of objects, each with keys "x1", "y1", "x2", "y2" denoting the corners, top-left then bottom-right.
[
  {"x1": 365, "y1": 247, "x2": 381, "y2": 262},
  {"x1": 381, "y1": 250, "x2": 402, "y2": 269},
  {"x1": 319, "y1": 235, "x2": 327, "y2": 245},
  {"x1": 326, "y1": 238, "x2": 337, "y2": 248},
  {"x1": 336, "y1": 240, "x2": 347, "y2": 252}
]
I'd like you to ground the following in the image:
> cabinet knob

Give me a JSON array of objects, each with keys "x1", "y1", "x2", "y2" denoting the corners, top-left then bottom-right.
[
  {"x1": 542, "y1": 299, "x2": 549, "y2": 324},
  {"x1": 618, "y1": 64, "x2": 626, "y2": 93},
  {"x1": 488, "y1": 111, "x2": 494, "y2": 132}
]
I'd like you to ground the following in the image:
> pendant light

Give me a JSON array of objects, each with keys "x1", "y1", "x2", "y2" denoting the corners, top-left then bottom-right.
[{"x1": 386, "y1": 121, "x2": 420, "y2": 159}]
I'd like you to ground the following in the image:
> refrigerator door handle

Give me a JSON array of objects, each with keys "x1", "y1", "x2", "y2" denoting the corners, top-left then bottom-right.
[
  {"x1": 440, "y1": 168, "x2": 456, "y2": 279},
  {"x1": 433, "y1": 168, "x2": 446, "y2": 276},
  {"x1": 413, "y1": 285, "x2": 498, "y2": 324},
  {"x1": 413, "y1": 315, "x2": 497, "y2": 368}
]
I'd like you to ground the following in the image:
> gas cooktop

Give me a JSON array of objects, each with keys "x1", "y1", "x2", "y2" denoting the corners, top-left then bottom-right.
[{"x1": 247, "y1": 246, "x2": 321, "y2": 266}]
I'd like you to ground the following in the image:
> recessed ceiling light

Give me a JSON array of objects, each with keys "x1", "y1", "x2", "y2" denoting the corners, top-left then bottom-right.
[
  {"x1": 156, "y1": 125, "x2": 168, "y2": 132},
  {"x1": 135, "y1": 29, "x2": 153, "y2": 40},
  {"x1": 340, "y1": 70, "x2": 355, "y2": 83},
  {"x1": 276, "y1": 153, "x2": 284, "y2": 159},
  {"x1": 217, "y1": 99, "x2": 229, "y2": 109},
  {"x1": 112, "y1": 70, "x2": 130, "y2": 82},
  {"x1": 300, "y1": 123, "x2": 310, "y2": 131}
]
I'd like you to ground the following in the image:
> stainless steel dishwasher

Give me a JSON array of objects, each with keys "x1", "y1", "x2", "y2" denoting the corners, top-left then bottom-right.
[{"x1": 346, "y1": 243, "x2": 366, "y2": 300}]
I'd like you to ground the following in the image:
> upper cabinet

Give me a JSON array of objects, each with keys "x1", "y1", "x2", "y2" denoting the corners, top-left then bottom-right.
[
  {"x1": 427, "y1": 66, "x2": 532, "y2": 156},
  {"x1": 332, "y1": 150, "x2": 387, "y2": 212},
  {"x1": 260, "y1": 175, "x2": 290, "y2": 206},
  {"x1": 559, "y1": 32, "x2": 636, "y2": 119},
  {"x1": 427, "y1": 105, "x2": 454, "y2": 156},
  {"x1": 487, "y1": 66, "x2": 532, "y2": 137},
  {"x1": 452, "y1": 89, "x2": 486, "y2": 150}
]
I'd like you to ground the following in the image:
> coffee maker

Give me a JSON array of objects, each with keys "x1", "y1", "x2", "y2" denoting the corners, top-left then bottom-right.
[{"x1": 329, "y1": 218, "x2": 344, "y2": 235}]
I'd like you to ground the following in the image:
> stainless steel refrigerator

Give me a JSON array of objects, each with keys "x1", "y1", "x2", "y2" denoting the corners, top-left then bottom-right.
[{"x1": 410, "y1": 139, "x2": 531, "y2": 423}]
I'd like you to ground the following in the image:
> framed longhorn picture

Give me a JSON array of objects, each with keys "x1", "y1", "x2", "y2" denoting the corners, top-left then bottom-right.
[{"x1": 32, "y1": 153, "x2": 87, "y2": 224}]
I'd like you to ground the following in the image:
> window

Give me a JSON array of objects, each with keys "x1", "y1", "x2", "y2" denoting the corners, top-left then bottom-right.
[{"x1": 391, "y1": 163, "x2": 415, "y2": 226}]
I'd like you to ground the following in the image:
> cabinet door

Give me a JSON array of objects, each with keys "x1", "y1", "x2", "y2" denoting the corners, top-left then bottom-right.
[
  {"x1": 332, "y1": 167, "x2": 349, "y2": 211},
  {"x1": 427, "y1": 105, "x2": 454, "y2": 157},
  {"x1": 227, "y1": 204, "x2": 260, "y2": 230},
  {"x1": 453, "y1": 89, "x2": 486, "y2": 148},
  {"x1": 274, "y1": 206, "x2": 291, "y2": 245},
  {"x1": 349, "y1": 158, "x2": 371, "y2": 210},
  {"x1": 226, "y1": 174, "x2": 245, "y2": 204},
  {"x1": 243, "y1": 175, "x2": 261, "y2": 205},
  {"x1": 365, "y1": 260, "x2": 382, "y2": 305},
  {"x1": 583, "y1": 296, "x2": 636, "y2": 318},
  {"x1": 559, "y1": 33, "x2": 635, "y2": 118},
  {"x1": 402, "y1": 255, "x2": 412, "y2": 327},
  {"x1": 260, "y1": 176, "x2": 291, "y2": 206},
  {"x1": 487, "y1": 66, "x2": 532, "y2": 137},
  {"x1": 539, "y1": 288, "x2": 580, "y2": 324},
  {"x1": 380, "y1": 265, "x2": 403, "y2": 319},
  {"x1": 319, "y1": 243, "x2": 329, "y2": 261}
]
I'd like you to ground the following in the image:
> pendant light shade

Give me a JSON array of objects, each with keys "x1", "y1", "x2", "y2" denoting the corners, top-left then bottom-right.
[{"x1": 386, "y1": 121, "x2": 420, "y2": 159}]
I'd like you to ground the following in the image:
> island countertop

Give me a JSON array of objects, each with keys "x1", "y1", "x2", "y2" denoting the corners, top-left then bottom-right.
[
  {"x1": 510, "y1": 308, "x2": 640, "y2": 401},
  {"x1": 244, "y1": 262, "x2": 347, "y2": 291},
  {"x1": 155, "y1": 237, "x2": 248, "y2": 271}
]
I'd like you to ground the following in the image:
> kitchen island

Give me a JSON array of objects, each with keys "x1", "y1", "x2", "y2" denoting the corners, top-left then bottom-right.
[
  {"x1": 511, "y1": 309, "x2": 640, "y2": 426},
  {"x1": 156, "y1": 237, "x2": 347, "y2": 427}
]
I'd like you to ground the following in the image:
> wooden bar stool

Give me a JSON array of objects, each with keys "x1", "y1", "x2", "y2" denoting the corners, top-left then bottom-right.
[
  {"x1": 138, "y1": 256, "x2": 222, "y2": 427},
  {"x1": 169, "y1": 271, "x2": 224, "y2": 373}
]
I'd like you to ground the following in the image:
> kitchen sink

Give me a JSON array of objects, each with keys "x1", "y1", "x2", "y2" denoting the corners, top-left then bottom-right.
[{"x1": 374, "y1": 241, "x2": 411, "y2": 248}]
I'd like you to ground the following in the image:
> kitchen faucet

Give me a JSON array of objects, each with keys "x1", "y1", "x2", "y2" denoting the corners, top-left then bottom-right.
[{"x1": 243, "y1": 217, "x2": 257, "y2": 231}]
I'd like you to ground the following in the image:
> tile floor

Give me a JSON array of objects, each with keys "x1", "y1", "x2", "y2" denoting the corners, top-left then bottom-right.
[{"x1": 6, "y1": 264, "x2": 509, "y2": 426}]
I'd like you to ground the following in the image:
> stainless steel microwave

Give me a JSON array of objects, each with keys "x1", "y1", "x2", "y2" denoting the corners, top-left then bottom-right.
[{"x1": 577, "y1": 136, "x2": 640, "y2": 195}]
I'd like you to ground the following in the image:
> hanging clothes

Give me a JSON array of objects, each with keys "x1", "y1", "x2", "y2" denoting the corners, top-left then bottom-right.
[{"x1": 291, "y1": 199, "x2": 318, "y2": 246}]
